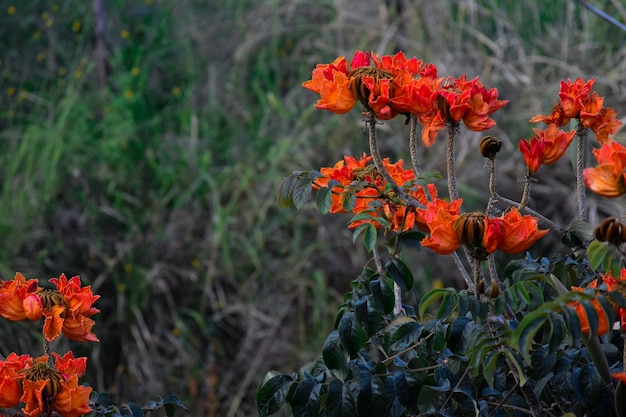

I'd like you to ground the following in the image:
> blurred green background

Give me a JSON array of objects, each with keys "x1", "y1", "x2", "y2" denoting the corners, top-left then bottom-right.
[{"x1": 0, "y1": 0, "x2": 625, "y2": 416}]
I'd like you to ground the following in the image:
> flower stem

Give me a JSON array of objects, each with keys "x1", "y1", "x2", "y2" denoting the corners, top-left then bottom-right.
[
  {"x1": 494, "y1": 193, "x2": 565, "y2": 233},
  {"x1": 409, "y1": 114, "x2": 423, "y2": 176},
  {"x1": 576, "y1": 122, "x2": 589, "y2": 222},
  {"x1": 452, "y1": 251, "x2": 475, "y2": 292},
  {"x1": 446, "y1": 123, "x2": 460, "y2": 201},
  {"x1": 367, "y1": 112, "x2": 425, "y2": 209},
  {"x1": 518, "y1": 170, "x2": 531, "y2": 211},
  {"x1": 486, "y1": 158, "x2": 498, "y2": 215}
]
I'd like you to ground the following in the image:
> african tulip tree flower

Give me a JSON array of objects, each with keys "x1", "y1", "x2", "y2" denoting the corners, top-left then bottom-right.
[
  {"x1": 418, "y1": 206, "x2": 548, "y2": 259},
  {"x1": 0, "y1": 273, "x2": 100, "y2": 342},
  {"x1": 0, "y1": 352, "x2": 30, "y2": 408},
  {"x1": 570, "y1": 284, "x2": 610, "y2": 337},
  {"x1": 530, "y1": 77, "x2": 622, "y2": 143},
  {"x1": 302, "y1": 51, "x2": 438, "y2": 120},
  {"x1": 418, "y1": 75, "x2": 508, "y2": 147},
  {"x1": 313, "y1": 154, "x2": 437, "y2": 232},
  {"x1": 519, "y1": 124, "x2": 576, "y2": 173},
  {"x1": 583, "y1": 140, "x2": 626, "y2": 197},
  {"x1": 19, "y1": 352, "x2": 92, "y2": 417}
]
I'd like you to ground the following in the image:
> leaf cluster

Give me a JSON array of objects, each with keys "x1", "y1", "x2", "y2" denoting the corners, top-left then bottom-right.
[{"x1": 87, "y1": 392, "x2": 187, "y2": 417}]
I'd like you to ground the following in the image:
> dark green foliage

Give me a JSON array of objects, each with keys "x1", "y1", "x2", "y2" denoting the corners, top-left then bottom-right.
[
  {"x1": 88, "y1": 392, "x2": 187, "y2": 417},
  {"x1": 259, "y1": 230, "x2": 626, "y2": 416}
]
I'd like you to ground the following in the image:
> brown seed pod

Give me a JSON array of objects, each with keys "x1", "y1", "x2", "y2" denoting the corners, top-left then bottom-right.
[
  {"x1": 454, "y1": 212, "x2": 488, "y2": 259},
  {"x1": 595, "y1": 217, "x2": 626, "y2": 246},
  {"x1": 480, "y1": 136, "x2": 502, "y2": 160}
]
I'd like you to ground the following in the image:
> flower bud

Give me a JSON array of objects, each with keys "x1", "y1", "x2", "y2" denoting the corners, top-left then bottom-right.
[
  {"x1": 480, "y1": 136, "x2": 502, "y2": 160},
  {"x1": 595, "y1": 217, "x2": 626, "y2": 246},
  {"x1": 454, "y1": 212, "x2": 488, "y2": 259}
]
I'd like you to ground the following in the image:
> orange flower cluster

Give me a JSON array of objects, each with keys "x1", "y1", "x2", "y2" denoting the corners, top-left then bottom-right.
[
  {"x1": 302, "y1": 51, "x2": 507, "y2": 146},
  {"x1": 418, "y1": 205, "x2": 548, "y2": 259},
  {"x1": 571, "y1": 267, "x2": 626, "y2": 337},
  {"x1": 0, "y1": 351, "x2": 92, "y2": 417},
  {"x1": 519, "y1": 124, "x2": 576, "y2": 173},
  {"x1": 302, "y1": 51, "x2": 438, "y2": 120},
  {"x1": 530, "y1": 77, "x2": 622, "y2": 143},
  {"x1": 313, "y1": 154, "x2": 433, "y2": 232},
  {"x1": 583, "y1": 140, "x2": 626, "y2": 197},
  {"x1": 418, "y1": 75, "x2": 508, "y2": 147},
  {"x1": 0, "y1": 272, "x2": 99, "y2": 342}
]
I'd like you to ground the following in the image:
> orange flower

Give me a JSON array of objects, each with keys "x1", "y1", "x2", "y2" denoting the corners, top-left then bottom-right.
[
  {"x1": 599, "y1": 267, "x2": 626, "y2": 331},
  {"x1": 417, "y1": 198, "x2": 463, "y2": 254},
  {"x1": 586, "y1": 107, "x2": 623, "y2": 144},
  {"x1": 611, "y1": 372, "x2": 626, "y2": 383},
  {"x1": 0, "y1": 352, "x2": 30, "y2": 408},
  {"x1": 531, "y1": 77, "x2": 622, "y2": 142},
  {"x1": 485, "y1": 208, "x2": 549, "y2": 254},
  {"x1": 418, "y1": 205, "x2": 548, "y2": 258},
  {"x1": 583, "y1": 140, "x2": 626, "y2": 197},
  {"x1": 48, "y1": 274, "x2": 100, "y2": 342},
  {"x1": 0, "y1": 272, "x2": 43, "y2": 321},
  {"x1": 302, "y1": 51, "x2": 433, "y2": 120},
  {"x1": 314, "y1": 154, "x2": 373, "y2": 214},
  {"x1": 0, "y1": 273, "x2": 99, "y2": 342},
  {"x1": 519, "y1": 137, "x2": 544, "y2": 173},
  {"x1": 558, "y1": 77, "x2": 595, "y2": 118},
  {"x1": 570, "y1": 285, "x2": 610, "y2": 337},
  {"x1": 418, "y1": 75, "x2": 507, "y2": 147},
  {"x1": 20, "y1": 353, "x2": 92, "y2": 417},
  {"x1": 519, "y1": 124, "x2": 576, "y2": 172},
  {"x1": 529, "y1": 102, "x2": 570, "y2": 127}
]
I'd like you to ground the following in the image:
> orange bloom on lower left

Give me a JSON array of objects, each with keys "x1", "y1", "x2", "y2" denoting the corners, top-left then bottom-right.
[{"x1": 20, "y1": 352, "x2": 92, "y2": 417}]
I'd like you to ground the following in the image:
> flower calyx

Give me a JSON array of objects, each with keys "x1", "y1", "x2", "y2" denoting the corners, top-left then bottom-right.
[
  {"x1": 480, "y1": 135, "x2": 502, "y2": 160},
  {"x1": 595, "y1": 217, "x2": 626, "y2": 246}
]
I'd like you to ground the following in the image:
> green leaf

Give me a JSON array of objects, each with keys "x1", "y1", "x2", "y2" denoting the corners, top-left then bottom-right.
[
  {"x1": 161, "y1": 395, "x2": 187, "y2": 416},
  {"x1": 512, "y1": 310, "x2": 548, "y2": 364},
  {"x1": 287, "y1": 375, "x2": 321, "y2": 417},
  {"x1": 388, "y1": 317, "x2": 424, "y2": 349},
  {"x1": 587, "y1": 240, "x2": 611, "y2": 272},
  {"x1": 354, "y1": 297, "x2": 382, "y2": 337},
  {"x1": 121, "y1": 403, "x2": 143, "y2": 417},
  {"x1": 369, "y1": 277, "x2": 395, "y2": 315},
  {"x1": 341, "y1": 188, "x2": 357, "y2": 211},
  {"x1": 616, "y1": 381, "x2": 626, "y2": 417},
  {"x1": 418, "y1": 288, "x2": 456, "y2": 318},
  {"x1": 326, "y1": 379, "x2": 357, "y2": 417},
  {"x1": 503, "y1": 350, "x2": 527, "y2": 386},
  {"x1": 572, "y1": 365, "x2": 603, "y2": 408},
  {"x1": 436, "y1": 290, "x2": 458, "y2": 320},
  {"x1": 386, "y1": 258, "x2": 414, "y2": 292},
  {"x1": 569, "y1": 220, "x2": 594, "y2": 242},
  {"x1": 363, "y1": 223, "x2": 378, "y2": 252},
  {"x1": 357, "y1": 372, "x2": 386, "y2": 417},
  {"x1": 393, "y1": 371, "x2": 423, "y2": 407},
  {"x1": 338, "y1": 312, "x2": 368, "y2": 358},
  {"x1": 277, "y1": 174, "x2": 298, "y2": 208},
  {"x1": 293, "y1": 176, "x2": 313, "y2": 209},
  {"x1": 483, "y1": 351, "x2": 503, "y2": 389},
  {"x1": 323, "y1": 330, "x2": 348, "y2": 379},
  {"x1": 315, "y1": 186, "x2": 333, "y2": 214},
  {"x1": 257, "y1": 371, "x2": 295, "y2": 417}
]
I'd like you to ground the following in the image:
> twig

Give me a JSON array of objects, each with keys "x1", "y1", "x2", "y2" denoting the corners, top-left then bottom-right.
[
  {"x1": 518, "y1": 171, "x2": 532, "y2": 211},
  {"x1": 409, "y1": 114, "x2": 423, "y2": 176},
  {"x1": 366, "y1": 112, "x2": 426, "y2": 210},
  {"x1": 575, "y1": 123, "x2": 588, "y2": 222},
  {"x1": 493, "y1": 193, "x2": 565, "y2": 233},
  {"x1": 446, "y1": 123, "x2": 460, "y2": 201}
]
